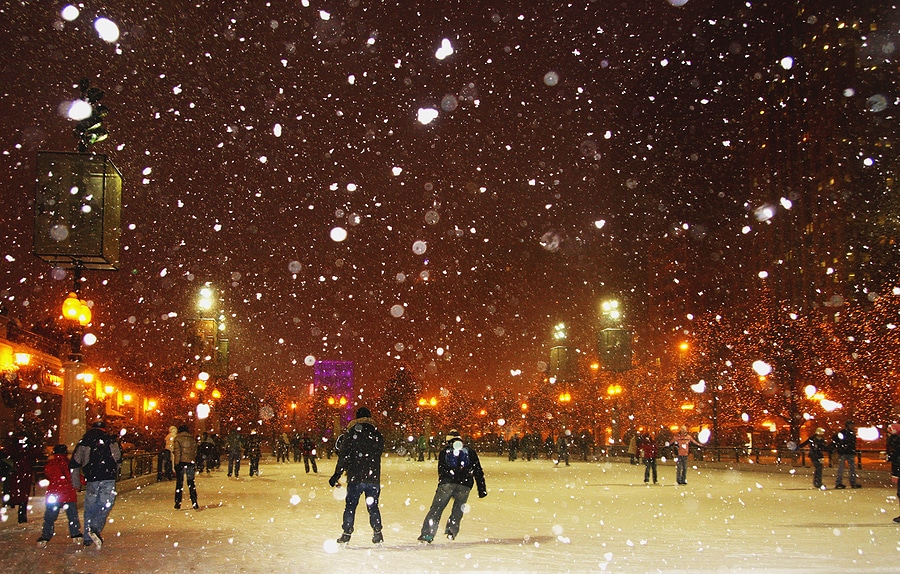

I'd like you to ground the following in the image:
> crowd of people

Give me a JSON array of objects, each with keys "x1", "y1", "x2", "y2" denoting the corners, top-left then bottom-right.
[{"x1": 9, "y1": 413, "x2": 900, "y2": 551}]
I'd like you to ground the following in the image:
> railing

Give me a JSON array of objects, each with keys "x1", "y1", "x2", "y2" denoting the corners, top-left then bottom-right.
[
  {"x1": 490, "y1": 444, "x2": 891, "y2": 472},
  {"x1": 119, "y1": 451, "x2": 157, "y2": 480},
  {"x1": 31, "y1": 450, "x2": 157, "y2": 495}
]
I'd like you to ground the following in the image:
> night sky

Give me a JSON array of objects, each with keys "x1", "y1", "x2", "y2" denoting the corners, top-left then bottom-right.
[{"x1": 0, "y1": 1, "x2": 892, "y2": 396}]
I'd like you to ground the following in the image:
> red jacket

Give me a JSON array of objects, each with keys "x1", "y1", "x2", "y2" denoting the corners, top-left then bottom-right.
[
  {"x1": 639, "y1": 438, "x2": 658, "y2": 459},
  {"x1": 43, "y1": 454, "x2": 78, "y2": 504}
]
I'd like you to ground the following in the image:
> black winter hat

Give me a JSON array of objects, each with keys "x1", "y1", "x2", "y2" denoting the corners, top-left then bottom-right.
[{"x1": 355, "y1": 407, "x2": 372, "y2": 419}]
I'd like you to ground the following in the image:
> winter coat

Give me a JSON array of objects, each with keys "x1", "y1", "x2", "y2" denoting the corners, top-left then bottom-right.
[
  {"x1": 832, "y1": 427, "x2": 857, "y2": 456},
  {"x1": 244, "y1": 433, "x2": 262, "y2": 458},
  {"x1": 437, "y1": 439, "x2": 487, "y2": 497},
  {"x1": 164, "y1": 427, "x2": 178, "y2": 451},
  {"x1": 172, "y1": 431, "x2": 198, "y2": 465},
  {"x1": 5, "y1": 441, "x2": 38, "y2": 506},
  {"x1": 71, "y1": 427, "x2": 122, "y2": 483},
  {"x1": 43, "y1": 454, "x2": 77, "y2": 504},
  {"x1": 225, "y1": 431, "x2": 244, "y2": 456},
  {"x1": 330, "y1": 417, "x2": 383, "y2": 485},
  {"x1": 639, "y1": 438, "x2": 658, "y2": 459},
  {"x1": 798, "y1": 435, "x2": 829, "y2": 461},
  {"x1": 887, "y1": 433, "x2": 900, "y2": 477},
  {"x1": 627, "y1": 435, "x2": 637, "y2": 456},
  {"x1": 302, "y1": 437, "x2": 316, "y2": 455}
]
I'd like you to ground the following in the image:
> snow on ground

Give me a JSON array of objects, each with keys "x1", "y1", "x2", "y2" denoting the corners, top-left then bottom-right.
[{"x1": 2, "y1": 455, "x2": 899, "y2": 573}]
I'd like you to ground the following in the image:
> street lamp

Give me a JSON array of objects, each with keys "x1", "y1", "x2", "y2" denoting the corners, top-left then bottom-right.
[
  {"x1": 600, "y1": 299, "x2": 621, "y2": 324},
  {"x1": 607, "y1": 383, "x2": 623, "y2": 445},
  {"x1": 59, "y1": 268, "x2": 96, "y2": 448},
  {"x1": 558, "y1": 391, "x2": 572, "y2": 431},
  {"x1": 328, "y1": 395, "x2": 349, "y2": 439},
  {"x1": 691, "y1": 379, "x2": 720, "y2": 460},
  {"x1": 553, "y1": 323, "x2": 567, "y2": 341},
  {"x1": 196, "y1": 284, "x2": 228, "y2": 376},
  {"x1": 598, "y1": 300, "x2": 631, "y2": 373}
]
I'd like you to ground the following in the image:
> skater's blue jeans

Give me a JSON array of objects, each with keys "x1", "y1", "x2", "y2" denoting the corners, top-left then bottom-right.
[
  {"x1": 420, "y1": 482, "x2": 471, "y2": 539},
  {"x1": 342, "y1": 481, "x2": 382, "y2": 534},
  {"x1": 41, "y1": 500, "x2": 81, "y2": 540},
  {"x1": 676, "y1": 456, "x2": 688, "y2": 484},
  {"x1": 643, "y1": 457, "x2": 657, "y2": 483},
  {"x1": 228, "y1": 452, "x2": 241, "y2": 476},
  {"x1": 83, "y1": 479, "x2": 116, "y2": 536},
  {"x1": 835, "y1": 454, "x2": 857, "y2": 486},
  {"x1": 175, "y1": 462, "x2": 198, "y2": 507}
]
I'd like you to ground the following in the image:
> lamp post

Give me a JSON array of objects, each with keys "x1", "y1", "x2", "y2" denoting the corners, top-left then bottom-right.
[
  {"x1": 417, "y1": 396, "x2": 438, "y2": 438},
  {"x1": 328, "y1": 395, "x2": 348, "y2": 445},
  {"x1": 59, "y1": 265, "x2": 94, "y2": 449},
  {"x1": 607, "y1": 383, "x2": 623, "y2": 445},
  {"x1": 599, "y1": 299, "x2": 632, "y2": 373},
  {"x1": 558, "y1": 390, "x2": 572, "y2": 432},
  {"x1": 690, "y1": 379, "x2": 720, "y2": 461},
  {"x1": 34, "y1": 80, "x2": 122, "y2": 448},
  {"x1": 196, "y1": 285, "x2": 228, "y2": 377},
  {"x1": 195, "y1": 371, "x2": 210, "y2": 434}
]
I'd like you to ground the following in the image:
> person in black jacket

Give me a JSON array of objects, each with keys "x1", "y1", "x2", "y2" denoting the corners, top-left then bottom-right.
[
  {"x1": 886, "y1": 423, "x2": 900, "y2": 523},
  {"x1": 417, "y1": 429, "x2": 487, "y2": 544},
  {"x1": 832, "y1": 420, "x2": 861, "y2": 489},
  {"x1": 797, "y1": 427, "x2": 829, "y2": 489},
  {"x1": 328, "y1": 407, "x2": 385, "y2": 545},
  {"x1": 71, "y1": 420, "x2": 122, "y2": 549}
]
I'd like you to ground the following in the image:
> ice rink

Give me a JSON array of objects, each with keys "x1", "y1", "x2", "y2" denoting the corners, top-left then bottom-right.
[{"x1": 3, "y1": 454, "x2": 899, "y2": 573}]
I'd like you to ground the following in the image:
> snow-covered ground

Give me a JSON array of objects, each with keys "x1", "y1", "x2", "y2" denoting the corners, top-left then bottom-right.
[{"x1": 3, "y1": 455, "x2": 899, "y2": 573}]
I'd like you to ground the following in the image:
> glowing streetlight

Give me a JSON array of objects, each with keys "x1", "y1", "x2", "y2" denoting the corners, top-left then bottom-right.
[
  {"x1": 198, "y1": 286, "x2": 215, "y2": 313},
  {"x1": 600, "y1": 299, "x2": 621, "y2": 322},
  {"x1": 553, "y1": 323, "x2": 567, "y2": 341}
]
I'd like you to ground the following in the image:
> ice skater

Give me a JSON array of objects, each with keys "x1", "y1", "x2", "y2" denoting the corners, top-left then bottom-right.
[
  {"x1": 172, "y1": 424, "x2": 199, "y2": 510},
  {"x1": 555, "y1": 429, "x2": 571, "y2": 466},
  {"x1": 797, "y1": 427, "x2": 829, "y2": 489},
  {"x1": 832, "y1": 420, "x2": 861, "y2": 489},
  {"x1": 329, "y1": 407, "x2": 385, "y2": 546},
  {"x1": 640, "y1": 433, "x2": 658, "y2": 484},
  {"x1": 672, "y1": 426, "x2": 702, "y2": 485},
  {"x1": 302, "y1": 434, "x2": 318, "y2": 473},
  {"x1": 418, "y1": 430, "x2": 487, "y2": 544},
  {"x1": 71, "y1": 420, "x2": 122, "y2": 549},
  {"x1": 886, "y1": 424, "x2": 900, "y2": 523},
  {"x1": 36, "y1": 445, "x2": 82, "y2": 547}
]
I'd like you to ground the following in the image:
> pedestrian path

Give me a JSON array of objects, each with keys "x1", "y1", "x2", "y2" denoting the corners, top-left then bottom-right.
[{"x1": 2, "y1": 457, "x2": 898, "y2": 573}]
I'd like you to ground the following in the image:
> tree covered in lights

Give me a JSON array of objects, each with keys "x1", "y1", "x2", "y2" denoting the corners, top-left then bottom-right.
[
  {"x1": 373, "y1": 366, "x2": 421, "y2": 447},
  {"x1": 692, "y1": 288, "x2": 855, "y2": 444},
  {"x1": 835, "y1": 279, "x2": 900, "y2": 426}
]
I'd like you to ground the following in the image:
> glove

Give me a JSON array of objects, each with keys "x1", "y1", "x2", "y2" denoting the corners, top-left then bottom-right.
[{"x1": 329, "y1": 476, "x2": 339, "y2": 487}]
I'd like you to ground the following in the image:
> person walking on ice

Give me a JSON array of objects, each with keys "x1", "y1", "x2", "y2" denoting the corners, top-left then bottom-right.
[
  {"x1": 886, "y1": 423, "x2": 900, "y2": 522},
  {"x1": 672, "y1": 426, "x2": 702, "y2": 485},
  {"x1": 37, "y1": 444, "x2": 82, "y2": 547},
  {"x1": 328, "y1": 407, "x2": 385, "y2": 546},
  {"x1": 71, "y1": 420, "x2": 121, "y2": 549},
  {"x1": 418, "y1": 430, "x2": 487, "y2": 544},
  {"x1": 797, "y1": 427, "x2": 829, "y2": 489},
  {"x1": 832, "y1": 420, "x2": 861, "y2": 489}
]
